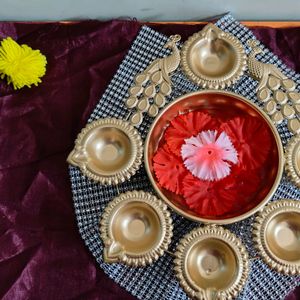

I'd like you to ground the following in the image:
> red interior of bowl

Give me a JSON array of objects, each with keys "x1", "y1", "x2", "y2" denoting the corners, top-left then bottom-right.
[{"x1": 146, "y1": 92, "x2": 280, "y2": 221}]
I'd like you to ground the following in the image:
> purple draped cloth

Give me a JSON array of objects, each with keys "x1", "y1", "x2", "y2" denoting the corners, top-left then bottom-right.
[{"x1": 0, "y1": 20, "x2": 299, "y2": 300}]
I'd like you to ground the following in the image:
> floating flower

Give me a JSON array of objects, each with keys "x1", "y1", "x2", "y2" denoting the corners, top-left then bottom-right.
[
  {"x1": 153, "y1": 143, "x2": 188, "y2": 194},
  {"x1": 165, "y1": 111, "x2": 217, "y2": 156},
  {"x1": 182, "y1": 173, "x2": 237, "y2": 216},
  {"x1": 220, "y1": 116, "x2": 272, "y2": 170},
  {"x1": 181, "y1": 130, "x2": 238, "y2": 181},
  {"x1": 0, "y1": 37, "x2": 47, "y2": 89},
  {"x1": 182, "y1": 168, "x2": 260, "y2": 217}
]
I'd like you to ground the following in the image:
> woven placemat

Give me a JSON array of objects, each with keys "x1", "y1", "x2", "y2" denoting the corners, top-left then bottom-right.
[{"x1": 69, "y1": 14, "x2": 300, "y2": 300}]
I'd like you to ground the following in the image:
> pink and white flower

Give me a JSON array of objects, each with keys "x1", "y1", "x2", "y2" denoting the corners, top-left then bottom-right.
[{"x1": 181, "y1": 130, "x2": 238, "y2": 181}]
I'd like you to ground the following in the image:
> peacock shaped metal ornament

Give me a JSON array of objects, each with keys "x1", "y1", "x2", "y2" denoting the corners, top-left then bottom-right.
[
  {"x1": 125, "y1": 34, "x2": 182, "y2": 126},
  {"x1": 247, "y1": 40, "x2": 300, "y2": 188},
  {"x1": 247, "y1": 40, "x2": 300, "y2": 135}
]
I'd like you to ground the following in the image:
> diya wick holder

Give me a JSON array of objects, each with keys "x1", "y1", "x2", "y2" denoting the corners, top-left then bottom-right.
[
  {"x1": 67, "y1": 118, "x2": 143, "y2": 185},
  {"x1": 174, "y1": 225, "x2": 249, "y2": 300},
  {"x1": 99, "y1": 190, "x2": 173, "y2": 267},
  {"x1": 253, "y1": 199, "x2": 300, "y2": 275},
  {"x1": 180, "y1": 23, "x2": 247, "y2": 89}
]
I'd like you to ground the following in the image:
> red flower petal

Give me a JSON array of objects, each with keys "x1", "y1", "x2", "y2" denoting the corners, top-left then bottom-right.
[
  {"x1": 182, "y1": 174, "x2": 237, "y2": 216},
  {"x1": 220, "y1": 116, "x2": 272, "y2": 170},
  {"x1": 181, "y1": 166, "x2": 262, "y2": 217},
  {"x1": 153, "y1": 143, "x2": 188, "y2": 194},
  {"x1": 165, "y1": 111, "x2": 217, "y2": 156}
]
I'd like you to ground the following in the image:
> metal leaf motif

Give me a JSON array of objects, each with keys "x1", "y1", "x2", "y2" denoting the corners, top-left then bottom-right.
[
  {"x1": 247, "y1": 39, "x2": 300, "y2": 133},
  {"x1": 124, "y1": 34, "x2": 182, "y2": 126}
]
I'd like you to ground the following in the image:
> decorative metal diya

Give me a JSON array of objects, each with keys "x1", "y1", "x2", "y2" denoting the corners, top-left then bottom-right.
[
  {"x1": 100, "y1": 190, "x2": 173, "y2": 266},
  {"x1": 145, "y1": 90, "x2": 284, "y2": 224},
  {"x1": 253, "y1": 199, "x2": 300, "y2": 275},
  {"x1": 181, "y1": 23, "x2": 247, "y2": 89},
  {"x1": 67, "y1": 118, "x2": 143, "y2": 185},
  {"x1": 174, "y1": 225, "x2": 249, "y2": 300},
  {"x1": 285, "y1": 135, "x2": 300, "y2": 188}
]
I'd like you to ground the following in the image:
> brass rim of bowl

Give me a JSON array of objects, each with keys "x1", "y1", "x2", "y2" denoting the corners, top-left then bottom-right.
[
  {"x1": 100, "y1": 190, "x2": 173, "y2": 267},
  {"x1": 144, "y1": 90, "x2": 284, "y2": 224},
  {"x1": 253, "y1": 199, "x2": 300, "y2": 275},
  {"x1": 285, "y1": 135, "x2": 300, "y2": 188},
  {"x1": 174, "y1": 225, "x2": 249, "y2": 300},
  {"x1": 67, "y1": 118, "x2": 143, "y2": 185},
  {"x1": 181, "y1": 23, "x2": 247, "y2": 89}
]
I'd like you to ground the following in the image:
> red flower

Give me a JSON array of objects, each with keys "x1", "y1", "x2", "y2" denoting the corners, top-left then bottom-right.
[
  {"x1": 182, "y1": 168, "x2": 261, "y2": 217},
  {"x1": 220, "y1": 116, "x2": 272, "y2": 170},
  {"x1": 153, "y1": 143, "x2": 188, "y2": 194},
  {"x1": 182, "y1": 173, "x2": 237, "y2": 216},
  {"x1": 165, "y1": 111, "x2": 217, "y2": 156}
]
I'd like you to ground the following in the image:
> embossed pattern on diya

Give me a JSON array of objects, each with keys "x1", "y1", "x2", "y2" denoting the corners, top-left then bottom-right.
[
  {"x1": 181, "y1": 23, "x2": 247, "y2": 89},
  {"x1": 67, "y1": 118, "x2": 143, "y2": 185},
  {"x1": 253, "y1": 199, "x2": 300, "y2": 275},
  {"x1": 100, "y1": 190, "x2": 173, "y2": 266},
  {"x1": 174, "y1": 225, "x2": 249, "y2": 300},
  {"x1": 285, "y1": 135, "x2": 300, "y2": 188}
]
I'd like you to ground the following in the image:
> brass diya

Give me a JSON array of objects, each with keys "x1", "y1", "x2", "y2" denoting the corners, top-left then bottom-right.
[
  {"x1": 145, "y1": 90, "x2": 284, "y2": 224},
  {"x1": 181, "y1": 23, "x2": 247, "y2": 89},
  {"x1": 100, "y1": 190, "x2": 173, "y2": 266},
  {"x1": 285, "y1": 135, "x2": 300, "y2": 188},
  {"x1": 253, "y1": 199, "x2": 300, "y2": 275},
  {"x1": 174, "y1": 225, "x2": 249, "y2": 300},
  {"x1": 67, "y1": 118, "x2": 143, "y2": 185}
]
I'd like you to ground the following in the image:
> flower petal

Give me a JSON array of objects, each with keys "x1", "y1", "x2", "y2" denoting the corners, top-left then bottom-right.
[
  {"x1": 153, "y1": 143, "x2": 188, "y2": 194},
  {"x1": 215, "y1": 131, "x2": 238, "y2": 164},
  {"x1": 165, "y1": 111, "x2": 216, "y2": 156},
  {"x1": 220, "y1": 116, "x2": 272, "y2": 169},
  {"x1": 182, "y1": 174, "x2": 237, "y2": 216},
  {"x1": 181, "y1": 130, "x2": 238, "y2": 181}
]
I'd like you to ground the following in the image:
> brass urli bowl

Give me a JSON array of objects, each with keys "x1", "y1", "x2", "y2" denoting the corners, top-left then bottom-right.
[{"x1": 145, "y1": 90, "x2": 284, "y2": 224}]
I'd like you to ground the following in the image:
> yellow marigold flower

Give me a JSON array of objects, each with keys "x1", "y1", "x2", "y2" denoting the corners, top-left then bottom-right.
[{"x1": 0, "y1": 37, "x2": 47, "y2": 89}]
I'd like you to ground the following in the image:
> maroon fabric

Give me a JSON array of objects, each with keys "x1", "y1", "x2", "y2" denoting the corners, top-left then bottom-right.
[{"x1": 0, "y1": 20, "x2": 299, "y2": 300}]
